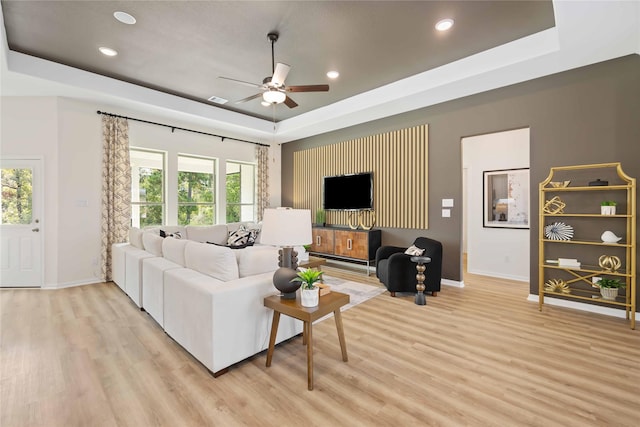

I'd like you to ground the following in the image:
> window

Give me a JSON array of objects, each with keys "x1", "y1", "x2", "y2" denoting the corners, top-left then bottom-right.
[
  {"x1": 226, "y1": 161, "x2": 256, "y2": 223},
  {"x1": 178, "y1": 155, "x2": 216, "y2": 225},
  {"x1": 1, "y1": 167, "x2": 33, "y2": 224},
  {"x1": 130, "y1": 149, "x2": 165, "y2": 228}
]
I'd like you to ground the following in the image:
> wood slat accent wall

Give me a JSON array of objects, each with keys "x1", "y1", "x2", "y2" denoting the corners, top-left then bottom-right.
[{"x1": 293, "y1": 124, "x2": 428, "y2": 229}]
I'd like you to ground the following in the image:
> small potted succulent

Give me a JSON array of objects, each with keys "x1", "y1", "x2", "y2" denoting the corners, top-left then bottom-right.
[
  {"x1": 315, "y1": 209, "x2": 326, "y2": 226},
  {"x1": 595, "y1": 277, "x2": 625, "y2": 300},
  {"x1": 291, "y1": 268, "x2": 323, "y2": 307},
  {"x1": 600, "y1": 201, "x2": 617, "y2": 215}
]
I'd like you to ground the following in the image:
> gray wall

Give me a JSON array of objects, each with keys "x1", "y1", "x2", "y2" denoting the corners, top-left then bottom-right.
[{"x1": 281, "y1": 55, "x2": 640, "y2": 301}]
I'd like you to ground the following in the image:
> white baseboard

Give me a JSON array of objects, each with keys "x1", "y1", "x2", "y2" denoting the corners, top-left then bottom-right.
[
  {"x1": 468, "y1": 268, "x2": 528, "y2": 282},
  {"x1": 42, "y1": 277, "x2": 106, "y2": 289},
  {"x1": 527, "y1": 294, "x2": 638, "y2": 319},
  {"x1": 443, "y1": 278, "x2": 464, "y2": 288}
]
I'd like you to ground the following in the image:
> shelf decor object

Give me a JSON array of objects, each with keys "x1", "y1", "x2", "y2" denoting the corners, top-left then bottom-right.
[
  {"x1": 543, "y1": 196, "x2": 566, "y2": 214},
  {"x1": 601, "y1": 231, "x2": 622, "y2": 243},
  {"x1": 538, "y1": 162, "x2": 636, "y2": 329},
  {"x1": 544, "y1": 222, "x2": 574, "y2": 240},
  {"x1": 544, "y1": 279, "x2": 571, "y2": 294},
  {"x1": 549, "y1": 180, "x2": 571, "y2": 188},
  {"x1": 598, "y1": 255, "x2": 622, "y2": 272}
]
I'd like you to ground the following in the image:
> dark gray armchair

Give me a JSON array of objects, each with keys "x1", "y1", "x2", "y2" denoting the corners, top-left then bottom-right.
[{"x1": 375, "y1": 237, "x2": 443, "y2": 297}]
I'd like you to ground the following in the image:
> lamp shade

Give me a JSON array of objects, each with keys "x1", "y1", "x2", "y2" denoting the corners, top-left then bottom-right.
[
  {"x1": 263, "y1": 90, "x2": 286, "y2": 104},
  {"x1": 260, "y1": 208, "x2": 312, "y2": 247}
]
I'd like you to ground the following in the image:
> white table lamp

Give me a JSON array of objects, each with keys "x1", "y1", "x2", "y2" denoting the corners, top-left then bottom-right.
[{"x1": 261, "y1": 208, "x2": 312, "y2": 298}]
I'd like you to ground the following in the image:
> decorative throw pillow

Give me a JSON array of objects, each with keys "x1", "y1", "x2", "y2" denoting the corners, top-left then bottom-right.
[
  {"x1": 404, "y1": 245, "x2": 425, "y2": 256},
  {"x1": 247, "y1": 228, "x2": 259, "y2": 244},
  {"x1": 160, "y1": 230, "x2": 182, "y2": 239},
  {"x1": 207, "y1": 241, "x2": 251, "y2": 250},
  {"x1": 227, "y1": 226, "x2": 253, "y2": 247}
]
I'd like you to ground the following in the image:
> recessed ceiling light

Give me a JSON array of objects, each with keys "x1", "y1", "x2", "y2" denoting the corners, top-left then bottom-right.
[
  {"x1": 114, "y1": 11, "x2": 136, "y2": 25},
  {"x1": 99, "y1": 47, "x2": 118, "y2": 57},
  {"x1": 326, "y1": 70, "x2": 340, "y2": 79},
  {"x1": 435, "y1": 18, "x2": 454, "y2": 32},
  {"x1": 208, "y1": 95, "x2": 228, "y2": 105}
]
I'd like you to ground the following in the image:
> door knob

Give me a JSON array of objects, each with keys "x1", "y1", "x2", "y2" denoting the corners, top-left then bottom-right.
[{"x1": 32, "y1": 228, "x2": 39, "y2": 232}]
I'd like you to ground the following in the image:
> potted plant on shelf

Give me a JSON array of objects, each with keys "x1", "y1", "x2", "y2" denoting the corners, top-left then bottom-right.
[
  {"x1": 600, "y1": 201, "x2": 617, "y2": 215},
  {"x1": 595, "y1": 277, "x2": 625, "y2": 300},
  {"x1": 291, "y1": 268, "x2": 323, "y2": 307}
]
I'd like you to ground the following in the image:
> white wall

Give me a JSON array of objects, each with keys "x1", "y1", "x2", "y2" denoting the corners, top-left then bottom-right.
[
  {"x1": 462, "y1": 128, "x2": 530, "y2": 282},
  {"x1": 1, "y1": 96, "x2": 281, "y2": 288}
]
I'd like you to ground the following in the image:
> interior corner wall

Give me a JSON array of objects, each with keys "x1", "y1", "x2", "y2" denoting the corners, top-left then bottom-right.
[
  {"x1": 462, "y1": 128, "x2": 530, "y2": 282},
  {"x1": 1, "y1": 96, "x2": 60, "y2": 287},
  {"x1": 281, "y1": 54, "x2": 640, "y2": 294}
]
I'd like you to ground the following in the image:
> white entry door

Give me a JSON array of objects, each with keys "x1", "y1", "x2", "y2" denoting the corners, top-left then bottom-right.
[{"x1": 1, "y1": 158, "x2": 43, "y2": 287}]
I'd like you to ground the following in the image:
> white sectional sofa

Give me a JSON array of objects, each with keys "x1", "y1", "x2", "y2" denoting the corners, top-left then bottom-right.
[{"x1": 111, "y1": 223, "x2": 302, "y2": 376}]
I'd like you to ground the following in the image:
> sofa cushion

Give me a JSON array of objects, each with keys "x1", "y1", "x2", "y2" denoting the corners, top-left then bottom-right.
[
  {"x1": 185, "y1": 241, "x2": 239, "y2": 281},
  {"x1": 236, "y1": 246, "x2": 279, "y2": 278},
  {"x1": 142, "y1": 232, "x2": 164, "y2": 256},
  {"x1": 186, "y1": 224, "x2": 229, "y2": 244},
  {"x1": 129, "y1": 227, "x2": 144, "y2": 249},
  {"x1": 162, "y1": 237, "x2": 189, "y2": 266}
]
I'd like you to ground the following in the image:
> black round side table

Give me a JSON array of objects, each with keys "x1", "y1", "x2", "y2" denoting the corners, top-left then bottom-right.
[{"x1": 410, "y1": 256, "x2": 432, "y2": 305}]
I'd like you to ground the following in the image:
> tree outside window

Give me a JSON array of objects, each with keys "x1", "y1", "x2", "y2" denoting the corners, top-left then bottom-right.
[
  {"x1": 130, "y1": 149, "x2": 165, "y2": 227},
  {"x1": 226, "y1": 161, "x2": 256, "y2": 223},
  {"x1": 178, "y1": 155, "x2": 216, "y2": 225},
  {"x1": 1, "y1": 168, "x2": 33, "y2": 224}
]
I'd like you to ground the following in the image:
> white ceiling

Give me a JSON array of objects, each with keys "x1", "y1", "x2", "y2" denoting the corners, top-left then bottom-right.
[{"x1": 1, "y1": 1, "x2": 639, "y2": 145}]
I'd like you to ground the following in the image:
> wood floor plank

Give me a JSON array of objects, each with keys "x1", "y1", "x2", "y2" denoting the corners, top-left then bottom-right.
[{"x1": 1, "y1": 268, "x2": 639, "y2": 426}]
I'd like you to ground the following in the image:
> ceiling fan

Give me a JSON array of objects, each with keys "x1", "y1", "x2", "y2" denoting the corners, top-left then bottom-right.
[{"x1": 219, "y1": 32, "x2": 329, "y2": 108}]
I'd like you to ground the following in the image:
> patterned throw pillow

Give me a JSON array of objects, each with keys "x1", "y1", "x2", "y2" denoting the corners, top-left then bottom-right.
[
  {"x1": 160, "y1": 230, "x2": 182, "y2": 239},
  {"x1": 227, "y1": 226, "x2": 253, "y2": 247},
  {"x1": 404, "y1": 245, "x2": 424, "y2": 256}
]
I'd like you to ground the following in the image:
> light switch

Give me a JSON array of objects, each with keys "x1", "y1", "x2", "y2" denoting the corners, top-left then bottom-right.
[
  {"x1": 442, "y1": 198, "x2": 454, "y2": 208},
  {"x1": 442, "y1": 209, "x2": 451, "y2": 218}
]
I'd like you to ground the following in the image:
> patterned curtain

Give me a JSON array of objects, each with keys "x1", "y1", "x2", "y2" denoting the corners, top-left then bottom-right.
[
  {"x1": 256, "y1": 145, "x2": 270, "y2": 221},
  {"x1": 100, "y1": 116, "x2": 131, "y2": 281}
]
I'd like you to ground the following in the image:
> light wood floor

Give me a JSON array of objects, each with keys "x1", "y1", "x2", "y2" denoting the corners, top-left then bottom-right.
[{"x1": 2, "y1": 267, "x2": 639, "y2": 426}]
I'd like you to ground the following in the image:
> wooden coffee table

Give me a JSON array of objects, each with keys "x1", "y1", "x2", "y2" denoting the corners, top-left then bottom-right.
[
  {"x1": 299, "y1": 256, "x2": 326, "y2": 270},
  {"x1": 264, "y1": 291, "x2": 350, "y2": 390}
]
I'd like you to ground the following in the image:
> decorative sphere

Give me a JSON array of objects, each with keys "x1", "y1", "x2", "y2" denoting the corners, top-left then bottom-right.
[{"x1": 273, "y1": 267, "x2": 300, "y2": 295}]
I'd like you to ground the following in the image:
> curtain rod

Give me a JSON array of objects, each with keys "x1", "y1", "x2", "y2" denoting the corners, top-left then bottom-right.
[{"x1": 96, "y1": 110, "x2": 269, "y2": 147}]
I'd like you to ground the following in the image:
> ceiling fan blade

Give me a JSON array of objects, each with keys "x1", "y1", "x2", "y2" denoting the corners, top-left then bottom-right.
[
  {"x1": 271, "y1": 63, "x2": 291, "y2": 87},
  {"x1": 235, "y1": 93, "x2": 263, "y2": 104},
  {"x1": 284, "y1": 96, "x2": 298, "y2": 108},
  {"x1": 287, "y1": 84, "x2": 330, "y2": 93},
  {"x1": 219, "y1": 76, "x2": 262, "y2": 89}
]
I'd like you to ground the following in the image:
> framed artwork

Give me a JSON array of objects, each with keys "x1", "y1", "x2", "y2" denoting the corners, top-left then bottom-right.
[{"x1": 483, "y1": 168, "x2": 529, "y2": 229}]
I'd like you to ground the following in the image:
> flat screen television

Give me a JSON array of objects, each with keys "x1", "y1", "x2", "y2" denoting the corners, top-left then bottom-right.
[{"x1": 323, "y1": 172, "x2": 373, "y2": 210}]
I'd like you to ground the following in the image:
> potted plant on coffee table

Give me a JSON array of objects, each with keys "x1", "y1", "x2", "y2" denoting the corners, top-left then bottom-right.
[
  {"x1": 292, "y1": 268, "x2": 323, "y2": 307},
  {"x1": 595, "y1": 277, "x2": 625, "y2": 300}
]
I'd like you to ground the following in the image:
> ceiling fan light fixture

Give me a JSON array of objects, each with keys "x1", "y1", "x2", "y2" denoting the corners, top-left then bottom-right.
[{"x1": 263, "y1": 90, "x2": 286, "y2": 104}]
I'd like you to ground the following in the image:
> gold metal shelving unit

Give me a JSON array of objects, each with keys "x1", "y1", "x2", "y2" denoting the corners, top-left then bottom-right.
[{"x1": 538, "y1": 163, "x2": 636, "y2": 329}]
